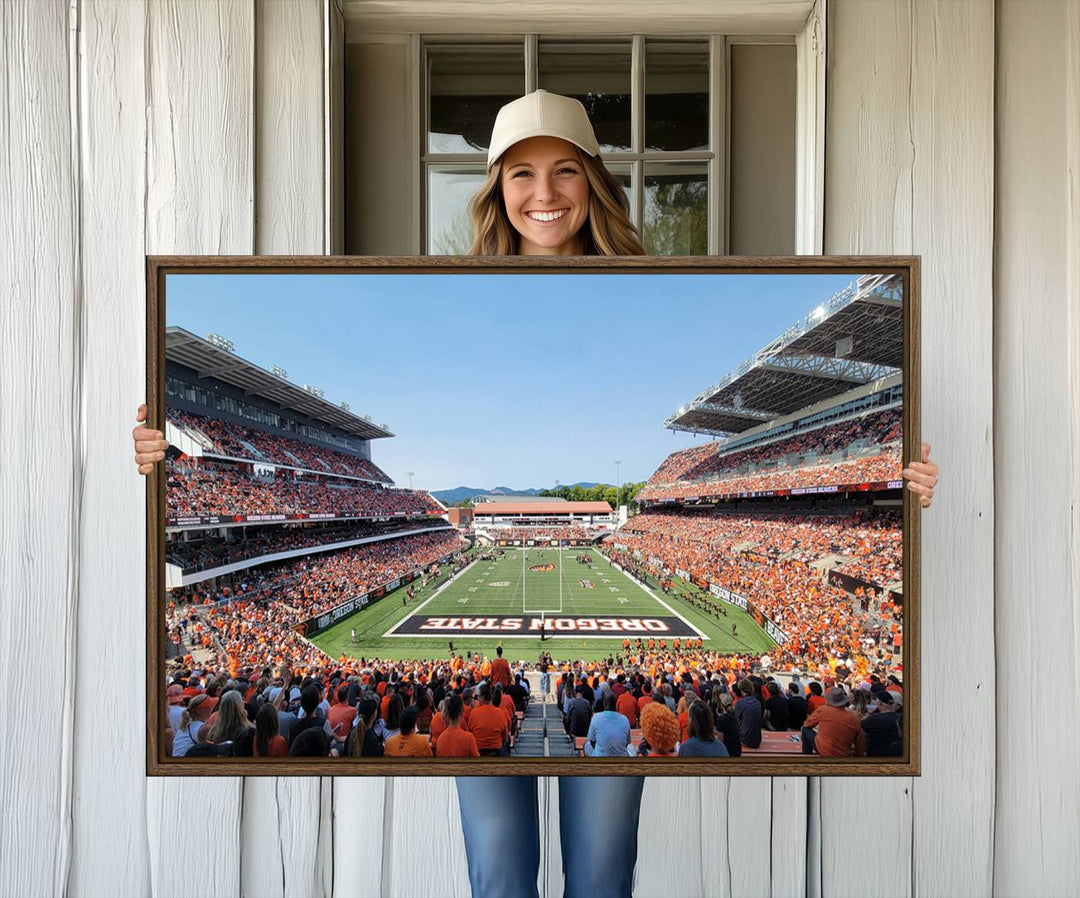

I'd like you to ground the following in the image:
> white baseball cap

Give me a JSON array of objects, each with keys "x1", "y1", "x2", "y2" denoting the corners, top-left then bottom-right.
[{"x1": 486, "y1": 90, "x2": 601, "y2": 169}]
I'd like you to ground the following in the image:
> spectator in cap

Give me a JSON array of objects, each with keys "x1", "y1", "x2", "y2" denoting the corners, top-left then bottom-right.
[
  {"x1": 166, "y1": 684, "x2": 185, "y2": 733},
  {"x1": 171, "y1": 694, "x2": 212, "y2": 758},
  {"x1": 801, "y1": 687, "x2": 866, "y2": 757},
  {"x1": 861, "y1": 689, "x2": 903, "y2": 757}
]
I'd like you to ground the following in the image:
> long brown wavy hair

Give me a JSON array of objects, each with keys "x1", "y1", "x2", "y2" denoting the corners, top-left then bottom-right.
[{"x1": 468, "y1": 149, "x2": 645, "y2": 256}]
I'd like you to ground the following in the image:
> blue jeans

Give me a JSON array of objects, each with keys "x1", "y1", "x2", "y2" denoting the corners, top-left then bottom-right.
[{"x1": 455, "y1": 775, "x2": 645, "y2": 898}]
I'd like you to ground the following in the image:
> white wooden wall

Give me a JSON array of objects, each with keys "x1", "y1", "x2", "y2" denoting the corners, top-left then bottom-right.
[{"x1": 1, "y1": 1, "x2": 1077, "y2": 897}]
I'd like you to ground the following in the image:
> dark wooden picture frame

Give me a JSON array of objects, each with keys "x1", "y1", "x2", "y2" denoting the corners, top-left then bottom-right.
[{"x1": 147, "y1": 255, "x2": 920, "y2": 777}]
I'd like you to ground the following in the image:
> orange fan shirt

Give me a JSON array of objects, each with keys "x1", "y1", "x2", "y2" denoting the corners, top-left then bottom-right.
[
  {"x1": 384, "y1": 733, "x2": 433, "y2": 758},
  {"x1": 435, "y1": 726, "x2": 480, "y2": 758},
  {"x1": 467, "y1": 704, "x2": 509, "y2": 750}
]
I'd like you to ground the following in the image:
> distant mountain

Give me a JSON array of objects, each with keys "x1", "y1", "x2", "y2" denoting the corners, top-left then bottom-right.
[
  {"x1": 489, "y1": 486, "x2": 543, "y2": 496},
  {"x1": 430, "y1": 487, "x2": 488, "y2": 505},
  {"x1": 431, "y1": 482, "x2": 604, "y2": 504}
]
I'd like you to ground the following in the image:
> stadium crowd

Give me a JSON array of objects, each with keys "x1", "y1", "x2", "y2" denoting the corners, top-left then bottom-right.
[
  {"x1": 608, "y1": 509, "x2": 903, "y2": 678},
  {"x1": 165, "y1": 645, "x2": 902, "y2": 760},
  {"x1": 638, "y1": 449, "x2": 901, "y2": 501},
  {"x1": 166, "y1": 530, "x2": 465, "y2": 673},
  {"x1": 640, "y1": 408, "x2": 903, "y2": 502},
  {"x1": 623, "y1": 507, "x2": 901, "y2": 575},
  {"x1": 168, "y1": 408, "x2": 393, "y2": 482},
  {"x1": 166, "y1": 460, "x2": 443, "y2": 519},
  {"x1": 645, "y1": 443, "x2": 718, "y2": 485},
  {"x1": 166, "y1": 518, "x2": 451, "y2": 574},
  {"x1": 668, "y1": 408, "x2": 901, "y2": 484}
]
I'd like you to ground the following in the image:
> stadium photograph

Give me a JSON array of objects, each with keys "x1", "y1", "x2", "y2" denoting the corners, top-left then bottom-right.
[{"x1": 154, "y1": 264, "x2": 912, "y2": 770}]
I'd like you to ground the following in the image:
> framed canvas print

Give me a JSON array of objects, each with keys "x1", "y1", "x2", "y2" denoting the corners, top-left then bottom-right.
[{"x1": 146, "y1": 256, "x2": 920, "y2": 776}]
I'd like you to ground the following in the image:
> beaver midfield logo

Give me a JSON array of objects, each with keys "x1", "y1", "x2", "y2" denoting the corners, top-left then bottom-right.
[
  {"x1": 489, "y1": 581, "x2": 510, "y2": 587},
  {"x1": 529, "y1": 563, "x2": 555, "y2": 572},
  {"x1": 579, "y1": 580, "x2": 595, "y2": 589}
]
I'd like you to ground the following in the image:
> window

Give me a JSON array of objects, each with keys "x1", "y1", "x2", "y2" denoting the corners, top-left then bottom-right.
[{"x1": 421, "y1": 36, "x2": 795, "y2": 256}]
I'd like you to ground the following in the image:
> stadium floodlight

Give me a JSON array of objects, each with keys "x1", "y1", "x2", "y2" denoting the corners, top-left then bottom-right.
[
  {"x1": 811, "y1": 304, "x2": 827, "y2": 320},
  {"x1": 205, "y1": 332, "x2": 235, "y2": 353},
  {"x1": 407, "y1": 471, "x2": 414, "y2": 489},
  {"x1": 270, "y1": 365, "x2": 288, "y2": 379},
  {"x1": 615, "y1": 460, "x2": 622, "y2": 525},
  {"x1": 339, "y1": 401, "x2": 351, "y2": 411},
  {"x1": 303, "y1": 384, "x2": 324, "y2": 398}
]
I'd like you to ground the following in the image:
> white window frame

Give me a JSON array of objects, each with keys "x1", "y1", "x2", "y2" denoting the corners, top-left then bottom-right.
[{"x1": 405, "y1": 2, "x2": 825, "y2": 256}]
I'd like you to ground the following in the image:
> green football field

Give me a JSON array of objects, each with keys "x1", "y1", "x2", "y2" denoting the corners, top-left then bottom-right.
[{"x1": 310, "y1": 547, "x2": 776, "y2": 663}]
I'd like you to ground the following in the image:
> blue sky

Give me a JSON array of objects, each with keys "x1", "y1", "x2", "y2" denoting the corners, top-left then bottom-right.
[{"x1": 166, "y1": 272, "x2": 855, "y2": 491}]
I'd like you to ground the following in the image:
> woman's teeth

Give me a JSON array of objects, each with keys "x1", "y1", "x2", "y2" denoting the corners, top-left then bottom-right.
[{"x1": 527, "y1": 210, "x2": 567, "y2": 222}]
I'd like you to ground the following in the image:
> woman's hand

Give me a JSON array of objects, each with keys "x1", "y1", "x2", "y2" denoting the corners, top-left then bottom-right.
[
  {"x1": 133, "y1": 403, "x2": 169, "y2": 474},
  {"x1": 902, "y1": 442, "x2": 938, "y2": 508}
]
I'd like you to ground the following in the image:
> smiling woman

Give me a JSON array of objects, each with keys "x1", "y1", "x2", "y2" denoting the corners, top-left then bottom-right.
[
  {"x1": 466, "y1": 90, "x2": 644, "y2": 256},
  {"x1": 500, "y1": 137, "x2": 591, "y2": 255}
]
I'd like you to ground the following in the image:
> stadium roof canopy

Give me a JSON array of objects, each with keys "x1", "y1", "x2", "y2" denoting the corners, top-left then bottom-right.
[
  {"x1": 664, "y1": 273, "x2": 903, "y2": 437},
  {"x1": 473, "y1": 501, "x2": 613, "y2": 515},
  {"x1": 165, "y1": 327, "x2": 394, "y2": 440}
]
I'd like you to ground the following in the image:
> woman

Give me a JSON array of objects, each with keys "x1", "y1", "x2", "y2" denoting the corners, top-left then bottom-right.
[
  {"x1": 850, "y1": 688, "x2": 872, "y2": 721},
  {"x1": 133, "y1": 89, "x2": 939, "y2": 898},
  {"x1": 345, "y1": 697, "x2": 384, "y2": 758},
  {"x1": 677, "y1": 701, "x2": 729, "y2": 758},
  {"x1": 204, "y1": 690, "x2": 255, "y2": 755},
  {"x1": 382, "y1": 693, "x2": 405, "y2": 741},
  {"x1": 253, "y1": 701, "x2": 288, "y2": 758},
  {"x1": 433, "y1": 693, "x2": 479, "y2": 759}
]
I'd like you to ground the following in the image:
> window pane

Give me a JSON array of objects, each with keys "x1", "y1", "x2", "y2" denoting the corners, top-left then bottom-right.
[
  {"x1": 643, "y1": 163, "x2": 707, "y2": 255},
  {"x1": 604, "y1": 163, "x2": 634, "y2": 221},
  {"x1": 538, "y1": 40, "x2": 631, "y2": 153},
  {"x1": 428, "y1": 44, "x2": 524, "y2": 154},
  {"x1": 645, "y1": 40, "x2": 709, "y2": 152},
  {"x1": 428, "y1": 167, "x2": 487, "y2": 254}
]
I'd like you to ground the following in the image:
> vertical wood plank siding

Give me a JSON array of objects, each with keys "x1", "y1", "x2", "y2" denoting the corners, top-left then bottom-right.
[
  {"x1": 993, "y1": 1, "x2": 1080, "y2": 895},
  {"x1": 72, "y1": 2, "x2": 152, "y2": 895},
  {"x1": 1, "y1": 3, "x2": 1075, "y2": 897},
  {"x1": 144, "y1": 1, "x2": 254, "y2": 893},
  {"x1": 0, "y1": 2, "x2": 78, "y2": 893},
  {"x1": 823, "y1": 3, "x2": 996, "y2": 897},
  {"x1": 243, "y1": 3, "x2": 330, "y2": 898}
]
